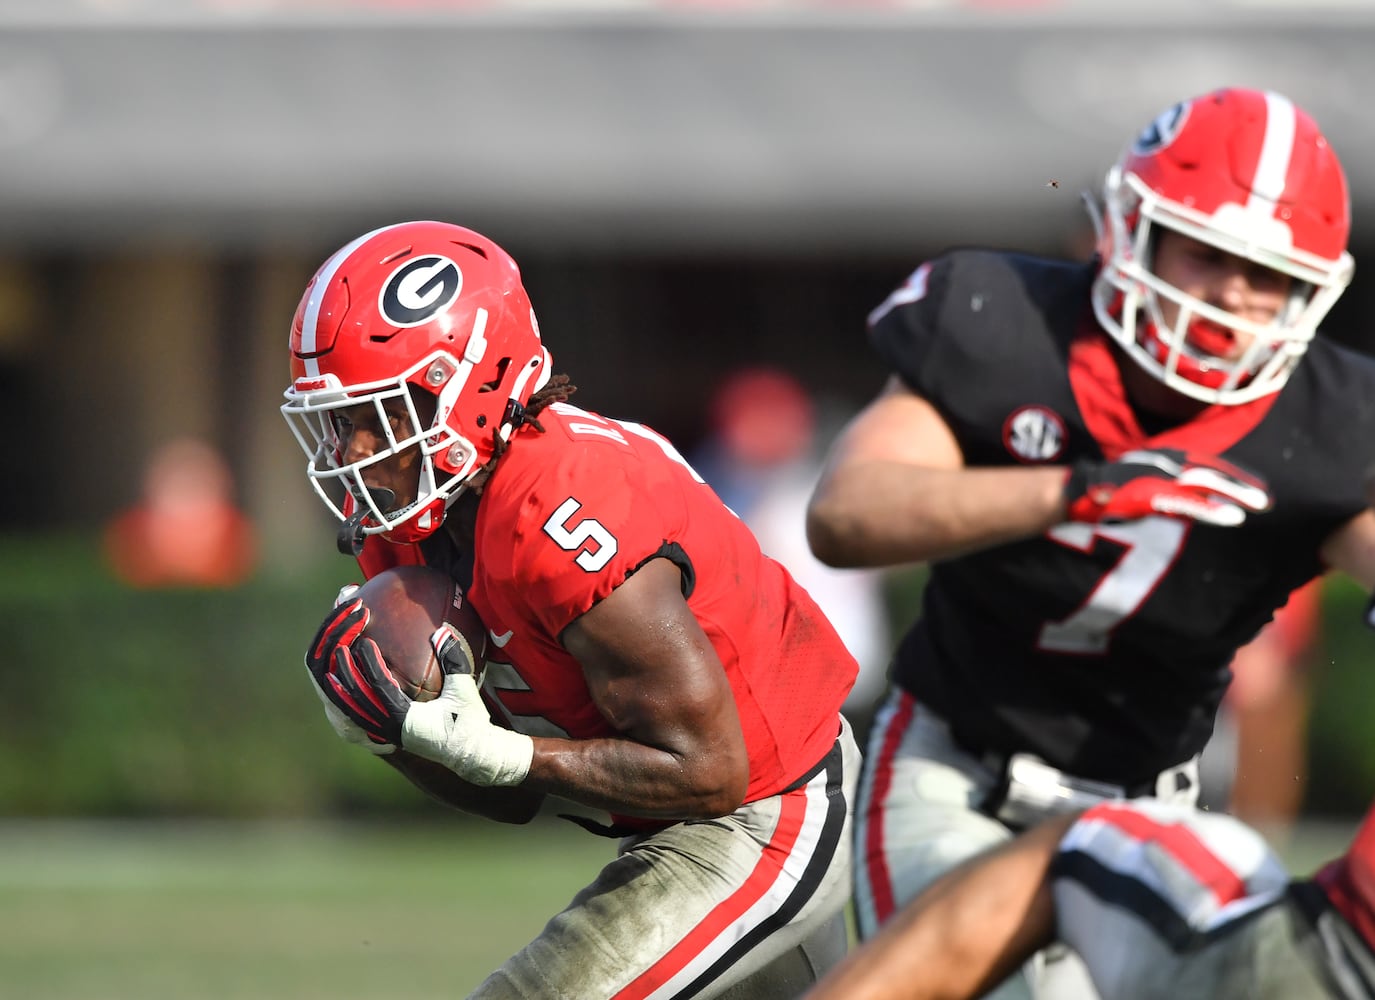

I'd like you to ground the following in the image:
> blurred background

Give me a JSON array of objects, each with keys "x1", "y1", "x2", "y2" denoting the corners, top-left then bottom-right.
[{"x1": 4, "y1": 1, "x2": 1375, "y2": 996}]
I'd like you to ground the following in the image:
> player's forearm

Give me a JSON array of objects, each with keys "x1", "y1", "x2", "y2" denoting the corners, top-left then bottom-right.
[
  {"x1": 807, "y1": 461, "x2": 1069, "y2": 567},
  {"x1": 385, "y1": 751, "x2": 545, "y2": 824},
  {"x1": 523, "y1": 736, "x2": 747, "y2": 819},
  {"x1": 805, "y1": 814, "x2": 1072, "y2": 1000}
]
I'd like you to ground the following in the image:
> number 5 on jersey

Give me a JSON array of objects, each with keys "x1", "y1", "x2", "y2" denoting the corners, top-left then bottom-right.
[{"x1": 543, "y1": 497, "x2": 619, "y2": 572}]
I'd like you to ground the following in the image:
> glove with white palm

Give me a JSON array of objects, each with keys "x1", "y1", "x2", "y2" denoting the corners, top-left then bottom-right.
[{"x1": 324, "y1": 624, "x2": 533, "y2": 787}]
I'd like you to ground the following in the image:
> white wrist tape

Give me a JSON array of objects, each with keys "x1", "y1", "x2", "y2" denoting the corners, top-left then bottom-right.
[{"x1": 402, "y1": 673, "x2": 534, "y2": 787}]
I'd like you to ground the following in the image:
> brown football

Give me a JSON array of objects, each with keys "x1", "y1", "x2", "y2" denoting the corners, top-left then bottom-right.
[{"x1": 353, "y1": 564, "x2": 489, "y2": 702}]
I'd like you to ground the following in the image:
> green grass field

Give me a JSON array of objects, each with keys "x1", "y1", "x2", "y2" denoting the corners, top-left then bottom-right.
[
  {"x1": 0, "y1": 817, "x2": 614, "y2": 1000},
  {"x1": 0, "y1": 815, "x2": 1358, "y2": 999}
]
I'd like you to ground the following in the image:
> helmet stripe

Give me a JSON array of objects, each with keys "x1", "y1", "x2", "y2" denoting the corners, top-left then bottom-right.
[
  {"x1": 1247, "y1": 92, "x2": 1296, "y2": 215},
  {"x1": 299, "y1": 223, "x2": 399, "y2": 377}
]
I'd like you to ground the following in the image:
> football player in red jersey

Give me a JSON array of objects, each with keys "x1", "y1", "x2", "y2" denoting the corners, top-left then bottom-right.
[
  {"x1": 803, "y1": 797, "x2": 1375, "y2": 1000},
  {"x1": 805, "y1": 87, "x2": 1375, "y2": 998},
  {"x1": 282, "y1": 221, "x2": 861, "y2": 999}
]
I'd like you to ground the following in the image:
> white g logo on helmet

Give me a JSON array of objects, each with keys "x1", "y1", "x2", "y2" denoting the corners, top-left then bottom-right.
[
  {"x1": 1130, "y1": 102, "x2": 1188, "y2": 156},
  {"x1": 379, "y1": 255, "x2": 463, "y2": 327}
]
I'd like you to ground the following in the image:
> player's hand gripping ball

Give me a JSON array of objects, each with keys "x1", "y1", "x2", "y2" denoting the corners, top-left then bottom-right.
[
  {"x1": 353, "y1": 565, "x2": 489, "y2": 700},
  {"x1": 307, "y1": 566, "x2": 531, "y2": 785},
  {"x1": 305, "y1": 565, "x2": 488, "y2": 753}
]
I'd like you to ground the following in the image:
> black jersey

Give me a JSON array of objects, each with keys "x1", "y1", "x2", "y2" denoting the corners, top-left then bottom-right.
[{"x1": 870, "y1": 249, "x2": 1375, "y2": 786}]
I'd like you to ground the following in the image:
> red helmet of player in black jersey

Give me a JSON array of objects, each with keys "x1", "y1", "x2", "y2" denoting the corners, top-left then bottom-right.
[
  {"x1": 281, "y1": 221, "x2": 551, "y2": 547},
  {"x1": 1092, "y1": 87, "x2": 1354, "y2": 405}
]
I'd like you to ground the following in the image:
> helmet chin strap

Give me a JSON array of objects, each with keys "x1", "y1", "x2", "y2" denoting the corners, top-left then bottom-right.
[{"x1": 336, "y1": 487, "x2": 398, "y2": 556}]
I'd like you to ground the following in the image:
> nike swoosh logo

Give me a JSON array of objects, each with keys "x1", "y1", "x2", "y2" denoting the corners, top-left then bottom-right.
[{"x1": 488, "y1": 629, "x2": 514, "y2": 648}]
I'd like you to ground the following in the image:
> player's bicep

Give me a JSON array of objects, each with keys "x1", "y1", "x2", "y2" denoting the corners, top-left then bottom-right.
[
  {"x1": 820, "y1": 375, "x2": 965, "y2": 475},
  {"x1": 808, "y1": 376, "x2": 965, "y2": 565},
  {"x1": 560, "y1": 558, "x2": 744, "y2": 761}
]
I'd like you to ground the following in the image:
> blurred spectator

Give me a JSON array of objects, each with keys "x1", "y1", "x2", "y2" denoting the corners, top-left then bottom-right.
[
  {"x1": 693, "y1": 367, "x2": 892, "y2": 720},
  {"x1": 104, "y1": 437, "x2": 257, "y2": 588}
]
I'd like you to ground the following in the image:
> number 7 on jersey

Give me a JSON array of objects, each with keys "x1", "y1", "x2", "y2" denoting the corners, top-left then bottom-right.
[{"x1": 1037, "y1": 518, "x2": 1188, "y2": 654}]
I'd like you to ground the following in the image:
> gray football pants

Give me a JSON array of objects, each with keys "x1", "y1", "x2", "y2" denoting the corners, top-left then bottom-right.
[
  {"x1": 471, "y1": 717, "x2": 860, "y2": 999},
  {"x1": 853, "y1": 690, "x2": 1101, "y2": 1000}
]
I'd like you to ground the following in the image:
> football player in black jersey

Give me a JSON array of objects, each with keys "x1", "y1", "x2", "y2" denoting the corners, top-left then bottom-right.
[{"x1": 807, "y1": 86, "x2": 1375, "y2": 999}]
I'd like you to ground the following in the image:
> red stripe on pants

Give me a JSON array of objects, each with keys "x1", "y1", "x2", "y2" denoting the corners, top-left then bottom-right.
[
  {"x1": 864, "y1": 691, "x2": 917, "y2": 926},
  {"x1": 1085, "y1": 803, "x2": 1248, "y2": 906},
  {"x1": 613, "y1": 786, "x2": 810, "y2": 999}
]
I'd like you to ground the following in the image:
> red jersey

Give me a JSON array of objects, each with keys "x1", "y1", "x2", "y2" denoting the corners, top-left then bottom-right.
[{"x1": 359, "y1": 402, "x2": 856, "y2": 829}]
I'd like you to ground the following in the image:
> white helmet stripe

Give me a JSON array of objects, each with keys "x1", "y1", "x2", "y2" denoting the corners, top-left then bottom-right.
[
  {"x1": 1247, "y1": 92, "x2": 1296, "y2": 215},
  {"x1": 299, "y1": 223, "x2": 401, "y2": 378}
]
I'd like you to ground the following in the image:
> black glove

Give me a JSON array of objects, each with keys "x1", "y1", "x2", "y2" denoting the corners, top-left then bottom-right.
[
  {"x1": 1064, "y1": 448, "x2": 1271, "y2": 526},
  {"x1": 303, "y1": 598, "x2": 399, "y2": 753},
  {"x1": 326, "y1": 636, "x2": 411, "y2": 748},
  {"x1": 304, "y1": 598, "x2": 368, "y2": 703}
]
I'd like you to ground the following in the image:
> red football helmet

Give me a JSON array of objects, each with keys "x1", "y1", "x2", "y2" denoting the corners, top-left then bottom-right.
[
  {"x1": 281, "y1": 221, "x2": 551, "y2": 546},
  {"x1": 1092, "y1": 88, "x2": 1354, "y2": 404}
]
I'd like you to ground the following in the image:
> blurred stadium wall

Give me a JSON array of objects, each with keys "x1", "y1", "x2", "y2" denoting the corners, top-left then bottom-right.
[
  {"x1": 4, "y1": 0, "x2": 1375, "y2": 558},
  {"x1": 4, "y1": 1, "x2": 1375, "y2": 820}
]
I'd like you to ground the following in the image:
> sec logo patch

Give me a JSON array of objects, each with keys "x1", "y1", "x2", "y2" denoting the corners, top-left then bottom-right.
[{"x1": 1003, "y1": 406, "x2": 1066, "y2": 463}]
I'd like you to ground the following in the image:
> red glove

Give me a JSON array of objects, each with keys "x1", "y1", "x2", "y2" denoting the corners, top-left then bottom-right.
[{"x1": 1064, "y1": 449, "x2": 1271, "y2": 527}]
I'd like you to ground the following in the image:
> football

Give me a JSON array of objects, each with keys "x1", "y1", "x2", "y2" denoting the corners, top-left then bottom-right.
[{"x1": 353, "y1": 564, "x2": 489, "y2": 702}]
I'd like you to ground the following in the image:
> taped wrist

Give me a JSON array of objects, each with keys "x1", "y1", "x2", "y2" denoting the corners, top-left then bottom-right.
[
  {"x1": 445, "y1": 727, "x2": 534, "y2": 787},
  {"x1": 402, "y1": 678, "x2": 534, "y2": 787}
]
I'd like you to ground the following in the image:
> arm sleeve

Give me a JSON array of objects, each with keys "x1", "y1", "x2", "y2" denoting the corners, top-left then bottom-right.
[{"x1": 866, "y1": 256, "x2": 955, "y2": 399}]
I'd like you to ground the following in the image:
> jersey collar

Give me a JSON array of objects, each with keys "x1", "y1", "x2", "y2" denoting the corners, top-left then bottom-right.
[{"x1": 1068, "y1": 323, "x2": 1278, "y2": 459}]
